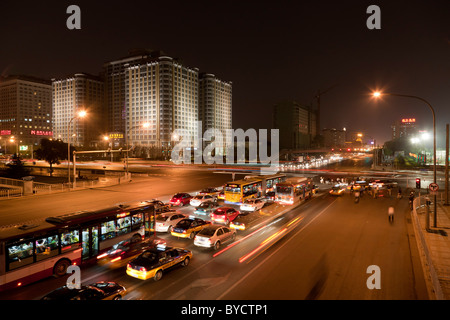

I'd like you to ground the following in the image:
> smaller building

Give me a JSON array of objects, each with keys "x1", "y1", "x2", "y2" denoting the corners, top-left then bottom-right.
[
  {"x1": 391, "y1": 118, "x2": 418, "y2": 140},
  {"x1": 322, "y1": 128, "x2": 347, "y2": 148},
  {"x1": 0, "y1": 75, "x2": 52, "y2": 156}
]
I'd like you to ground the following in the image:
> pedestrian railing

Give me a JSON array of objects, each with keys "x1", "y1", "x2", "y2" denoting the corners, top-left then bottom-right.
[{"x1": 411, "y1": 195, "x2": 444, "y2": 300}]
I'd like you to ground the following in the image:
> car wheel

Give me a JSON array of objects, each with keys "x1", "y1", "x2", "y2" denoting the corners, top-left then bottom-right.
[
  {"x1": 181, "y1": 257, "x2": 190, "y2": 267},
  {"x1": 112, "y1": 295, "x2": 122, "y2": 300},
  {"x1": 154, "y1": 269, "x2": 163, "y2": 281},
  {"x1": 231, "y1": 233, "x2": 236, "y2": 241},
  {"x1": 167, "y1": 225, "x2": 173, "y2": 233},
  {"x1": 189, "y1": 232, "x2": 195, "y2": 239},
  {"x1": 226, "y1": 219, "x2": 230, "y2": 225},
  {"x1": 214, "y1": 241, "x2": 221, "y2": 250}
]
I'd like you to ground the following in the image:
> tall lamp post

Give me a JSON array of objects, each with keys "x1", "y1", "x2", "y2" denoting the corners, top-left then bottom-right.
[
  {"x1": 67, "y1": 110, "x2": 87, "y2": 187},
  {"x1": 372, "y1": 91, "x2": 437, "y2": 226}
]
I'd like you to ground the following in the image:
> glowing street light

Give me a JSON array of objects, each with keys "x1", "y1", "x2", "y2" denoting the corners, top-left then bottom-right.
[{"x1": 372, "y1": 90, "x2": 438, "y2": 227}]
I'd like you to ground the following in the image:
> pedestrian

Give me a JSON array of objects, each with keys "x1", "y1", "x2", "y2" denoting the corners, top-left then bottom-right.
[{"x1": 388, "y1": 206, "x2": 394, "y2": 222}]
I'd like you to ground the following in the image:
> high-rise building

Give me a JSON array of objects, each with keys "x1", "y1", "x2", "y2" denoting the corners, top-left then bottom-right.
[
  {"x1": 124, "y1": 54, "x2": 199, "y2": 151},
  {"x1": 0, "y1": 75, "x2": 52, "y2": 156},
  {"x1": 273, "y1": 101, "x2": 317, "y2": 150},
  {"x1": 52, "y1": 73, "x2": 104, "y2": 147},
  {"x1": 199, "y1": 73, "x2": 232, "y2": 134},
  {"x1": 322, "y1": 128, "x2": 347, "y2": 148},
  {"x1": 103, "y1": 50, "x2": 157, "y2": 140},
  {"x1": 391, "y1": 118, "x2": 418, "y2": 140}
]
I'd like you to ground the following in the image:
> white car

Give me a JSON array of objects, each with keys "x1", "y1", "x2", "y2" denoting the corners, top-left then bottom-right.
[
  {"x1": 194, "y1": 225, "x2": 236, "y2": 250},
  {"x1": 190, "y1": 194, "x2": 216, "y2": 207},
  {"x1": 240, "y1": 198, "x2": 265, "y2": 212},
  {"x1": 155, "y1": 212, "x2": 188, "y2": 233}
]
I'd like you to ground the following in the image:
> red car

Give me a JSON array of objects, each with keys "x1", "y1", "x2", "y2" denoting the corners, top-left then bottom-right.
[
  {"x1": 211, "y1": 207, "x2": 240, "y2": 225},
  {"x1": 169, "y1": 193, "x2": 192, "y2": 206}
]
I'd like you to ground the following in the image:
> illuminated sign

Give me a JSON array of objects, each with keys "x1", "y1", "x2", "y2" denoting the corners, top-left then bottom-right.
[
  {"x1": 0, "y1": 130, "x2": 11, "y2": 135},
  {"x1": 109, "y1": 133, "x2": 124, "y2": 139},
  {"x1": 401, "y1": 118, "x2": 416, "y2": 123},
  {"x1": 30, "y1": 130, "x2": 53, "y2": 136},
  {"x1": 19, "y1": 145, "x2": 28, "y2": 151}
]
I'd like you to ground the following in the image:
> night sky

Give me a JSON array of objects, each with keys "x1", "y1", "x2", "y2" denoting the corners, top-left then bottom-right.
[{"x1": 1, "y1": 0, "x2": 449, "y2": 146}]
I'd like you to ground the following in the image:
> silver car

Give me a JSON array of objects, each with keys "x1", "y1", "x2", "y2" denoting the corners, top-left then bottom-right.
[
  {"x1": 194, "y1": 225, "x2": 236, "y2": 250},
  {"x1": 155, "y1": 212, "x2": 188, "y2": 233}
]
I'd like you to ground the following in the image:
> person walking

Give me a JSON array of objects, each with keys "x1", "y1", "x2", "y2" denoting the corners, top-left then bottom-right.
[{"x1": 388, "y1": 206, "x2": 394, "y2": 222}]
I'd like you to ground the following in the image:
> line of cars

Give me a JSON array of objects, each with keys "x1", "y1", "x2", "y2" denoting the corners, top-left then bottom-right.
[{"x1": 41, "y1": 187, "x2": 269, "y2": 299}]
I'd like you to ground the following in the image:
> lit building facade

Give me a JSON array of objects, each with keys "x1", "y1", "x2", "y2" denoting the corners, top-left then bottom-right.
[
  {"x1": 0, "y1": 75, "x2": 52, "y2": 155},
  {"x1": 322, "y1": 128, "x2": 347, "y2": 148},
  {"x1": 391, "y1": 118, "x2": 418, "y2": 140},
  {"x1": 52, "y1": 73, "x2": 104, "y2": 147},
  {"x1": 124, "y1": 55, "x2": 199, "y2": 151}
]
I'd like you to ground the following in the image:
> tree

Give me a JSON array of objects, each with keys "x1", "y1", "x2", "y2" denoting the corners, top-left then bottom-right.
[
  {"x1": 4, "y1": 153, "x2": 30, "y2": 179},
  {"x1": 34, "y1": 139, "x2": 72, "y2": 176}
]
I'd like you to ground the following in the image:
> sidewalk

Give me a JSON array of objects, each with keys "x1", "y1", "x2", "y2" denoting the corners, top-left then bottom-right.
[{"x1": 412, "y1": 194, "x2": 450, "y2": 299}]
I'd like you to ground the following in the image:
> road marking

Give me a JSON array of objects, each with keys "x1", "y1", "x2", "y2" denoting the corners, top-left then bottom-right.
[{"x1": 216, "y1": 198, "x2": 337, "y2": 300}]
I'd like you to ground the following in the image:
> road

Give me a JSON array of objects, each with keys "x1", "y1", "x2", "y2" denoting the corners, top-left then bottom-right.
[{"x1": 0, "y1": 180, "x2": 428, "y2": 300}]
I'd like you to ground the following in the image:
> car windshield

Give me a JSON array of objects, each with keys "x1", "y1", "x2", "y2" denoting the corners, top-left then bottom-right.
[
  {"x1": 176, "y1": 219, "x2": 192, "y2": 228},
  {"x1": 199, "y1": 202, "x2": 210, "y2": 208},
  {"x1": 198, "y1": 228, "x2": 217, "y2": 236},
  {"x1": 141, "y1": 251, "x2": 158, "y2": 260},
  {"x1": 156, "y1": 214, "x2": 169, "y2": 222},
  {"x1": 193, "y1": 195, "x2": 203, "y2": 199}
]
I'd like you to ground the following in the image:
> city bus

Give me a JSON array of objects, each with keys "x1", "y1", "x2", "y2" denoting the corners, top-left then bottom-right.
[
  {"x1": 0, "y1": 200, "x2": 157, "y2": 291},
  {"x1": 224, "y1": 178, "x2": 263, "y2": 205},
  {"x1": 275, "y1": 177, "x2": 313, "y2": 205},
  {"x1": 244, "y1": 173, "x2": 286, "y2": 195}
]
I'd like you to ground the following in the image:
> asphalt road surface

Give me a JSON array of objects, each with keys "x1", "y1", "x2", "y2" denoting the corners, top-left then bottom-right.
[{"x1": 0, "y1": 181, "x2": 428, "y2": 300}]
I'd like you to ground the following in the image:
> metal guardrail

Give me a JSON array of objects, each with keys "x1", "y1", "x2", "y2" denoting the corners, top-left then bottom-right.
[{"x1": 411, "y1": 195, "x2": 444, "y2": 300}]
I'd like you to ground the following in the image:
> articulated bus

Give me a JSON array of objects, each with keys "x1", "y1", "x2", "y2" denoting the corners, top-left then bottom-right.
[
  {"x1": 244, "y1": 174, "x2": 286, "y2": 195},
  {"x1": 275, "y1": 177, "x2": 314, "y2": 205},
  {"x1": 224, "y1": 173, "x2": 286, "y2": 205},
  {"x1": 0, "y1": 200, "x2": 157, "y2": 291}
]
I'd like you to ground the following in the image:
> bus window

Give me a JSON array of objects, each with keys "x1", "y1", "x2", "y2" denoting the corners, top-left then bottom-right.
[
  {"x1": 7, "y1": 240, "x2": 34, "y2": 271},
  {"x1": 60, "y1": 229, "x2": 80, "y2": 251},
  {"x1": 35, "y1": 234, "x2": 59, "y2": 261},
  {"x1": 117, "y1": 217, "x2": 131, "y2": 236},
  {"x1": 131, "y1": 212, "x2": 143, "y2": 231},
  {"x1": 100, "y1": 220, "x2": 116, "y2": 241}
]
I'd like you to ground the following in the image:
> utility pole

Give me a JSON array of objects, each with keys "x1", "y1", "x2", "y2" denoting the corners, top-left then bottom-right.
[{"x1": 445, "y1": 124, "x2": 449, "y2": 206}]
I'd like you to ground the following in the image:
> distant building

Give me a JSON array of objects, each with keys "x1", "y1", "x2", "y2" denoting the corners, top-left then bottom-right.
[
  {"x1": 391, "y1": 118, "x2": 418, "y2": 140},
  {"x1": 322, "y1": 128, "x2": 346, "y2": 148},
  {"x1": 52, "y1": 73, "x2": 104, "y2": 147},
  {"x1": 0, "y1": 75, "x2": 52, "y2": 156},
  {"x1": 273, "y1": 101, "x2": 317, "y2": 150}
]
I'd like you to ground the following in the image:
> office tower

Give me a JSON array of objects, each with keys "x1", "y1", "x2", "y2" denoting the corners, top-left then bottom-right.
[
  {"x1": 52, "y1": 73, "x2": 104, "y2": 147},
  {"x1": 273, "y1": 101, "x2": 317, "y2": 150},
  {"x1": 391, "y1": 118, "x2": 418, "y2": 140},
  {"x1": 322, "y1": 128, "x2": 347, "y2": 148},
  {"x1": 0, "y1": 75, "x2": 52, "y2": 156},
  {"x1": 103, "y1": 49, "x2": 157, "y2": 142},
  {"x1": 199, "y1": 73, "x2": 232, "y2": 134},
  {"x1": 124, "y1": 54, "x2": 199, "y2": 152}
]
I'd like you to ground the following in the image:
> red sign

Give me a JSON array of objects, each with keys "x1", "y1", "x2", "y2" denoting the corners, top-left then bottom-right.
[
  {"x1": 0, "y1": 130, "x2": 11, "y2": 135},
  {"x1": 401, "y1": 118, "x2": 416, "y2": 123},
  {"x1": 30, "y1": 130, "x2": 53, "y2": 136}
]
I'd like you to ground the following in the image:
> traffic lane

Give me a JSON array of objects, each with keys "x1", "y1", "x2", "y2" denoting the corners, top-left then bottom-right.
[
  {"x1": 135, "y1": 196, "x2": 337, "y2": 300},
  {"x1": 216, "y1": 192, "x2": 427, "y2": 300},
  {"x1": 0, "y1": 169, "x2": 231, "y2": 226}
]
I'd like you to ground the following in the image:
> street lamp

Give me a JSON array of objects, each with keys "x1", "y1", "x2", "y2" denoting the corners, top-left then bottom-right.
[
  {"x1": 372, "y1": 91, "x2": 437, "y2": 226},
  {"x1": 68, "y1": 110, "x2": 87, "y2": 187}
]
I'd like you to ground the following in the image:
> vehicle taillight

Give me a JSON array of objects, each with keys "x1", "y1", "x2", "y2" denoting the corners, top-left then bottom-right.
[
  {"x1": 139, "y1": 267, "x2": 147, "y2": 273},
  {"x1": 111, "y1": 256, "x2": 121, "y2": 263}
]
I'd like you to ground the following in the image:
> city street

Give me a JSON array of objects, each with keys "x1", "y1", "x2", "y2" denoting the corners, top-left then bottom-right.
[{"x1": 0, "y1": 171, "x2": 428, "y2": 300}]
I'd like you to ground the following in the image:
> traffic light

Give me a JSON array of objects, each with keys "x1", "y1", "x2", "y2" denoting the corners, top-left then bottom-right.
[{"x1": 416, "y1": 178, "x2": 421, "y2": 189}]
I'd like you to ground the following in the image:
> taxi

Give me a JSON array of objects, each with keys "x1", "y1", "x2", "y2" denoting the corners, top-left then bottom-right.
[
  {"x1": 171, "y1": 217, "x2": 211, "y2": 239},
  {"x1": 126, "y1": 245, "x2": 192, "y2": 281}
]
